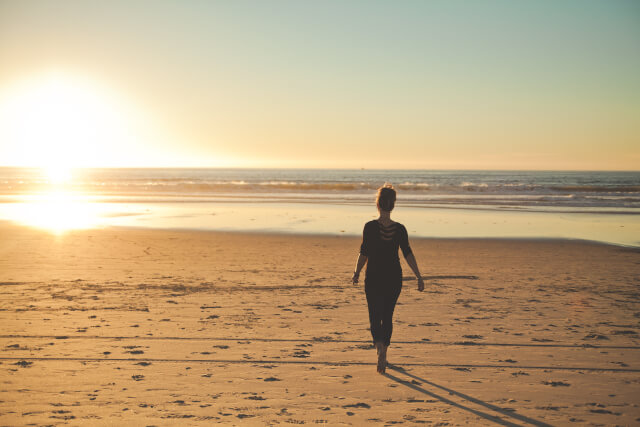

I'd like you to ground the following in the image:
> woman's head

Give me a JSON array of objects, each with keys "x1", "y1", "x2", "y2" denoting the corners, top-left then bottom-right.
[{"x1": 376, "y1": 183, "x2": 396, "y2": 212}]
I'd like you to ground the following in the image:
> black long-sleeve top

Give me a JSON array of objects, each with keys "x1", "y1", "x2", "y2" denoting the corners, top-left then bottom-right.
[{"x1": 360, "y1": 220, "x2": 413, "y2": 284}]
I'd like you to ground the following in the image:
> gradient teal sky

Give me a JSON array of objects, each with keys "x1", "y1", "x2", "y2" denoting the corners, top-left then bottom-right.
[{"x1": 1, "y1": 0, "x2": 639, "y2": 169}]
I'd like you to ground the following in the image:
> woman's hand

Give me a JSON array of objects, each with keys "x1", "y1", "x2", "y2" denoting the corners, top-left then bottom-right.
[
  {"x1": 352, "y1": 254, "x2": 367, "y2": 285},
  {"x1": 352, "y1": 272, "x2": 360, "y2": 284},
  {"x1": 417, "y1": 277, "x2": 424, "y2": 291}
]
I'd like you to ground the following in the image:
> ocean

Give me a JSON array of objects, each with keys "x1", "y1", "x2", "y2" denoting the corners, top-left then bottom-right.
[{"x1": 0, "y1": 167, "x2": 638, "y2": 246}]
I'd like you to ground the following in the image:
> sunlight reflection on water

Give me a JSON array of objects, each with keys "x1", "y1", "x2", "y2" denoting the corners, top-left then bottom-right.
[
  {"x1": 0, "y1": 198, "x2": 638, "y2": 246},
  {"x1": 0, "y1": 191, "x2": 138, "y2": 233}
]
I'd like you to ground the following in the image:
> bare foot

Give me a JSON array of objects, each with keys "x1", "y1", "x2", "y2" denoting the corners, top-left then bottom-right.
[{"x1": 377, "y1": 345, "x2": 387, "y2": 374}]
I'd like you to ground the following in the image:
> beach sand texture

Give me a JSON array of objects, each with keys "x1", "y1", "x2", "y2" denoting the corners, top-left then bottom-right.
[{"x1": 0, "y1": 223, "x2": 639, "y2": 425}]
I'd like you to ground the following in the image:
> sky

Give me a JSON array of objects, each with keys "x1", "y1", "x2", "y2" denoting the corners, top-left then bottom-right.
[{"x1": 0, "y1": 0, "x2": 639, "y2": 170}]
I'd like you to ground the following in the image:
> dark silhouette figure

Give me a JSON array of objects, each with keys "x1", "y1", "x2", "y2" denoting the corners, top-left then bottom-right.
[{"x1": 352, "y1": 184, "x2": 424, "y2": 373}]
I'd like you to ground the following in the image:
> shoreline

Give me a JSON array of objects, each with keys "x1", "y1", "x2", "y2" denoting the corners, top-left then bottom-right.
[
  {"x1": 107, "y1": 224, "x2": 640, "y2": 249},
  {"x1": 3, "y1": 219, "x2": 639, "y2": 250}
]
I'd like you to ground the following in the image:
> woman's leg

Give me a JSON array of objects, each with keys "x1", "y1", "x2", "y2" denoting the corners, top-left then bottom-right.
[
  {"x1": 367, "y1": 283, "x2": 401, "y2": 374},
  {"x1": 380, "y1": 284, "x2": 402, "y2": 347},
  {"x1": 377, "y1": 342, "x2": 388, "y2": 373},
  {"x1": 373, "y1": 285, "x2": 400, "y2": 374},
  {"x1": 365, "y1": 285, "x2": 384, "y2": 345},
  {"x1": 366, "y1": 280, "x2": 401, "y2": 374},
  {"x1": 367, "y1": 290, "x2": 389, "y2": 373}
]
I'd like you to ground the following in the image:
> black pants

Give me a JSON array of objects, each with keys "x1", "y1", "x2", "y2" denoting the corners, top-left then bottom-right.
[{"x1": 364, "y1": 282, "x2": 402, "y2": 347}]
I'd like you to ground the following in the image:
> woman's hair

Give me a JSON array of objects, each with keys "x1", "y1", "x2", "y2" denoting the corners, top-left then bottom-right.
[{"x1": 376, "y1": 183, "x2": 396, "y2": 212}]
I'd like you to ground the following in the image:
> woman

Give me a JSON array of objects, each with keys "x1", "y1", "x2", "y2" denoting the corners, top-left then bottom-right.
[{"x1": 352, "y1": 184, "x2": 424, "y2": 374}]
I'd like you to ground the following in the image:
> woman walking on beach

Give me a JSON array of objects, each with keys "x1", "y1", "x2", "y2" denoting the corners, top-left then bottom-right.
[{"x1": 352, "y1": 184, "x2": 424, "y2": 374}]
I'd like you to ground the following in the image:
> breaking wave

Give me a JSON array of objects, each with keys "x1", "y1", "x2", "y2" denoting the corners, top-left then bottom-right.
[{"x1": 0, "y1": 167, "x2": 638, "y2": 211}]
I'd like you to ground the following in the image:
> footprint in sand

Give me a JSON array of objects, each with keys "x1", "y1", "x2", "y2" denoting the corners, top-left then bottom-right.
[
  {"x1": 123, "y1": 345, "x2": 145, "y2": 354},
  {"x1": 50, "y1": 410, "x2": 75, "y2": 420},
  {"x1": 246, "y1": 395, "x2": 266, "y2": 401},
  {"x1": 541, "y1": 380, "x2": 570, "y2": 387},
  {"x1": 236, "y1": 414, "x2": 255, "y2": 419},
  {"x1": 584, "y1": 334, "x2": 609, "y2": 340},
  {"x1": 536, "y1": 405, "x2": 563, "y2": 411},
  {"x1": 342, "y1": 403, "x2": 371, "y2": 409}
]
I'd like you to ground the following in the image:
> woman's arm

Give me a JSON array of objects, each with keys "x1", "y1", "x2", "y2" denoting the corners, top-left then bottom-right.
[
  {"x1": 352, "y1": 253, "x2": 367, "y2": 284},
  {"x1": 404, "y1": 252, "x2": 424, "y2": 291},
  {"x1": 353, "y1": 223, "x2": 370, "y2": 284},
  {"x1": 400, "y1": 225, "x2": 424, "y2": 291}
]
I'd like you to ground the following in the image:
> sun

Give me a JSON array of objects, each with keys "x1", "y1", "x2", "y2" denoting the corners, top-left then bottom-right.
[
  {"x1": 45, "y1": 165, "x2": 73, "y2": 185},
  {"x1": 0, "y1": 70, "x2": 160, "y2": 170}
]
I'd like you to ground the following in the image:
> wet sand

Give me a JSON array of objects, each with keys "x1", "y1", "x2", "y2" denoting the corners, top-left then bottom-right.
[{"x1": 0, "y1": 223, "x2": 639, "y2": 425}]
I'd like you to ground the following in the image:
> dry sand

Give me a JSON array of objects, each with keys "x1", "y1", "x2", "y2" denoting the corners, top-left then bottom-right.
[{"x1": 0, "y1": 222, "x2": 639, "y2": 425}]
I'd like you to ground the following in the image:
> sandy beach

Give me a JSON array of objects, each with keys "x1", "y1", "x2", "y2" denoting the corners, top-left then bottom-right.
[{"x1": 0, "y1": 222, "x2": 639, "y2": 425}]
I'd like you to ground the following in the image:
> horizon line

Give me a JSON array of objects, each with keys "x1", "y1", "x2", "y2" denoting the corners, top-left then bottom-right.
[{"x1": 0, "y1": 165, "x2": 638, "y2": 173}]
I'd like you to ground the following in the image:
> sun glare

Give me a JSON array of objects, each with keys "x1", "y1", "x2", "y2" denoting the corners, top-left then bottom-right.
[
  {"x1": 46, "y1": 165, "x2": 72, "y2": 185},
  {"x1": 0, "y1": 70, "x2": 167, "y2": 169},
  {"x1": 0, "y1": 70, "x2": 175, "y2": 232},
  {"x1": 9, "y1": 191, "x2": 100, "y2": 234}
]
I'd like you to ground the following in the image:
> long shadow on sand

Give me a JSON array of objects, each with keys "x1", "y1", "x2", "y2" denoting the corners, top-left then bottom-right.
[{"x1": 386, "y1": 364, "x2": 552, "y2": 427}]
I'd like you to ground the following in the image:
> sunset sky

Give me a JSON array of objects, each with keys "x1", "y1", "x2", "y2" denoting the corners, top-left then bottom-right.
[{"x1": 0, "y1": 0, "x2": 638, "y2": 170}]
